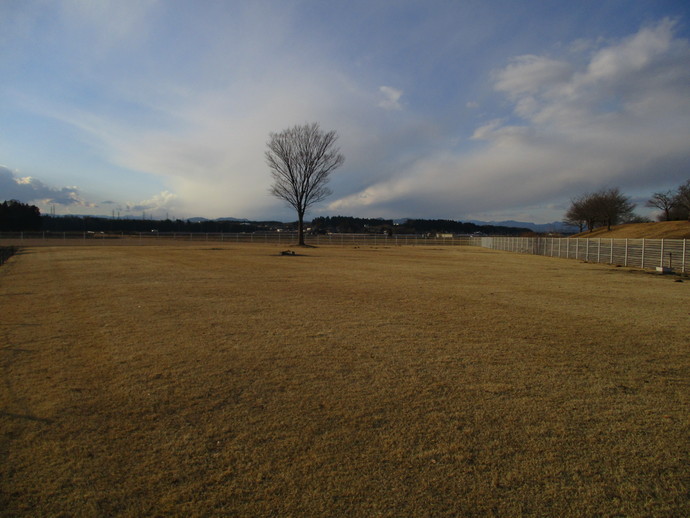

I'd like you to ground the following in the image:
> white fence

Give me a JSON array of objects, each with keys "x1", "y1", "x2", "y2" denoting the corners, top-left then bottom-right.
[
  {"x1": 0, "y1": 231, "x2": 473, "y2": 247},
  {"x1": 476, "y1": 236, "x2": 688, "y2": 273},
  {"x1": 1, "y1": 232, "x2": 686, "y2": 273}
]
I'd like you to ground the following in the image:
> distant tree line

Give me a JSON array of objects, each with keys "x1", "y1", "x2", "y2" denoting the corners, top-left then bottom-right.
[
  {"x1": 646, "y1": 180, "x2": 690, "y2": 221},
  {"x1": 0, "y1": 200, "x2": 42, "y2": 231},
  {"x1": 398, "y1": 219, "x2": 531, "y2": 235},
  {"x1": 311, "y1": 216, "x2": 395, "y2": 234},
  {"x1": 39, "y1": 216, "x2": 279, "y2": 233},
  {"x1": 0, "y1": 205, "x2": 532, "y2": 235},
  {"x1": 0, "y1": 204, "x2": 535, "y2": 236},
  {"x1": 312, "y1": 216, "x2": 531, "y2": 236}
]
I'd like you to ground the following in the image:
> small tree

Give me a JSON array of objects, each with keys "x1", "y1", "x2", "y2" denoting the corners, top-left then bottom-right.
[
  {"x1": 646, "y1": 190, "x2": 677, "y2": 221},
  {"x1": 266, "y1": 123, "x2": 344, "y2": 246}
]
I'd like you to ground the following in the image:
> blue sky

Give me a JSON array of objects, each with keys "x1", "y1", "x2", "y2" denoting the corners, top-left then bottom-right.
[{"x1": 2, "y1": 1, "x2": 689, "y2": 223}]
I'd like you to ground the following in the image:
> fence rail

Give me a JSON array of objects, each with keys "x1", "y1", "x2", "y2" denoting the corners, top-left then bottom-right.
[
  {"x1": 1, "y1": 232, "x2": 686, "y2": 273},
  {"x1": 0, "y1": 231, "x2": 472, "y2": 247},
  {"x1": 476, "y1": 236, "x2": 688, "y2": 273}
]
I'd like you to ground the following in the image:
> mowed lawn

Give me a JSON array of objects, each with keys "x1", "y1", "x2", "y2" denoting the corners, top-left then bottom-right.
[{"x1": 1, "y1": 244, "x2": 688, "y2": 517}]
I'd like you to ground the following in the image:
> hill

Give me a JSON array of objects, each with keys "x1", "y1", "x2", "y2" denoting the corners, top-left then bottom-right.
[{"x1": 572, "y1": 220, "x2": 690, "y2": 239}]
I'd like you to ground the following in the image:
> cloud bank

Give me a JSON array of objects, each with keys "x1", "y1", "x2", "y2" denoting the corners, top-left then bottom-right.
[
  {"x1": 328, "y1": 19, "x2": 690, "y2": 220},
  {"x1": 0, "y1": 166, "x2": 86, "y2": 206},
  {"x1": 2, "y1": 4, "x2": 689, "y2": 223}
]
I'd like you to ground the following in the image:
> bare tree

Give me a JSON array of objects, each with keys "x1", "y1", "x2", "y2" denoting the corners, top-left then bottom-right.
[
  {"x1": 646, "y1": 190, "x2": 677, "y2": 221},
  {"x1": 563, "y1": 188, "x2": 635, "y2": 232},
  {"x1": 266, "y1": 123, "x2": 344, "y2": 246},
  {"x1": 595, "y1": 187, "x2": 636, "y2": 230},
  {"x1": 564, "y1": 193, "x2": 599, "y2": 232},
  {"x1": 563, "y1": 194, "x2": 590, "y2": 232},
  {"x1": 674, "y1": 180, "x2": 690, "y2": 220}
]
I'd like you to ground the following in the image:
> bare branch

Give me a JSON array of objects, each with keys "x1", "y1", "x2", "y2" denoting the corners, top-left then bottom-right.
[{"x1": 266, "y1": 122, "x2": 344, "y2": 245}]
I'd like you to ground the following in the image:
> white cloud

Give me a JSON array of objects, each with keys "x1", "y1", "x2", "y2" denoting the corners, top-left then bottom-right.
[
  {"x1": 123, "y1": 190, "x2": 179, "y2": 216},
  {"x1": 586, "y1": 18, "x2": 675, "y2": 82},
  {"x1": 329, "y1": 19, "x2": 690, "y2": 221},
  {"x1": 493, "y1": 55, "x2": 574, "y2": 97},
  {"x1": 470, "y1": 119, "x2": 504, "y2": 140},
  {"x1": 378, "y1": 86, "x2": 403, "y2": 110}
]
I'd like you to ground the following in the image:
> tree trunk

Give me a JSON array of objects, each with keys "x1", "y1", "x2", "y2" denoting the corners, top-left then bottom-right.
[{"x1": 297, "y1": 211, "x2": 305, "y2": 246}]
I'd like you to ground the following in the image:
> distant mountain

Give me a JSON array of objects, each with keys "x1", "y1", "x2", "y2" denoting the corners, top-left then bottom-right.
[{"x1": 466, "y1": 220, "x2": 577, "y2": 233}]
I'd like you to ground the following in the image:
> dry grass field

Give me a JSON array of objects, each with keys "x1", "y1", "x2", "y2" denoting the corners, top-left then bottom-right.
[
  {"x1": 573, "y1": 220, "x2": 690, "y2": 239},
  {"x1": 1, "y1": 244, "x2": 688, "y2": 516}
]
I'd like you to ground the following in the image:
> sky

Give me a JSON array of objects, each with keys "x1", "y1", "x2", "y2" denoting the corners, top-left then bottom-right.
[{"x1": 1, "y1": 0, "x2": 690, "y2": 224}]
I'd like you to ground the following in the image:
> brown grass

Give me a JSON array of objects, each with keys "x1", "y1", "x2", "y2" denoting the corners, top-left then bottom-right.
[
  {"x1": 573, "y1": 220, "x2": 690, "y2": 239},
  {"x1": 1, "y1": 245, "x2": 688, "y2": 516}
]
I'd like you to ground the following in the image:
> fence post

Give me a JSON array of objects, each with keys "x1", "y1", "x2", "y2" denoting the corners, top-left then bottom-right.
[
  {"x1": 681, "y1": 239, "x2": 687, "y2": 273},
  {"x1": 641, "y1": 239, "x2": 645, "y2": 269},
  {"x1": 624, "y1": 239, "x2": 628, "y2": 267},
  {"x1": 660, "y1": 239, "x2": 664, "y2": 267},
  {"x1": 610, "y1": 240, "x2": 614, "y2": 265},
  {"x1": 597, "y1": 239, "x2": 601, "y2": 263}
]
